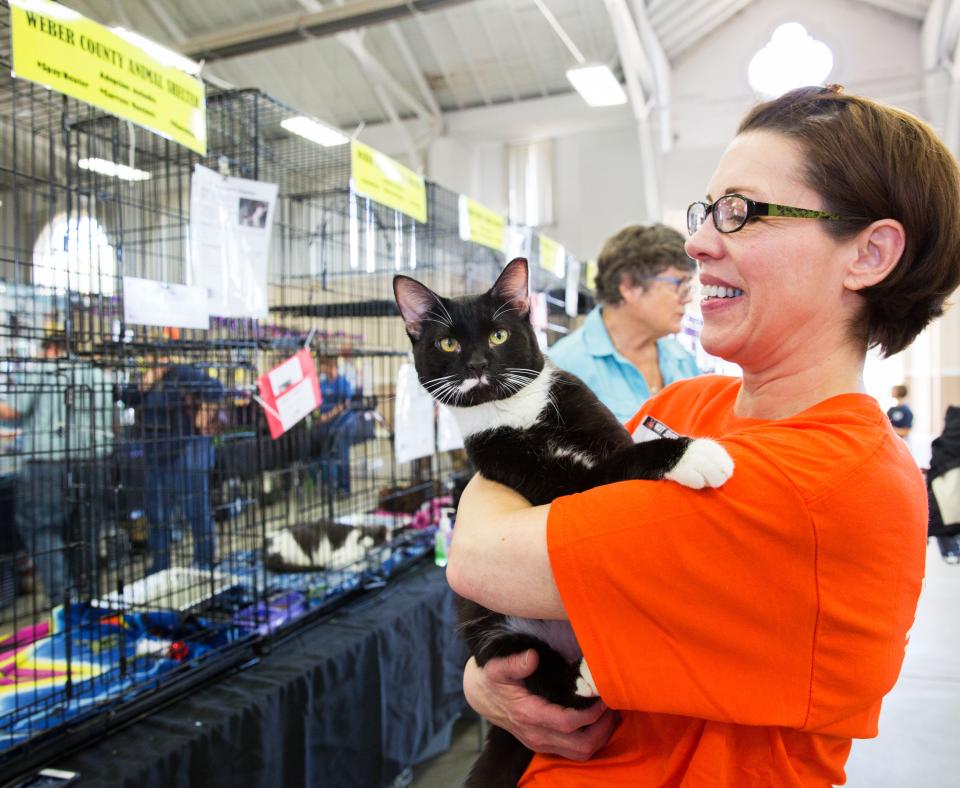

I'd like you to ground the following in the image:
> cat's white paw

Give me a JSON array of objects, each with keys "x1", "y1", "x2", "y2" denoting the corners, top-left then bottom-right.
[
  {"x1": 664, "y1": 439, "x2": 733, "y2": 490},
  {"x1": 574, "y1": 657, "x2": 598, "y2": 698}
]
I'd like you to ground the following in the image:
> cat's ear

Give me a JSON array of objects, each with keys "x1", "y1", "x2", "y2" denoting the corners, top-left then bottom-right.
[
  {"x1": 393, "y1": 275, "x2": 443, "y2": 340},
  {"x1": 491, "y1": 258, "x2": 530, "y2": 318}
]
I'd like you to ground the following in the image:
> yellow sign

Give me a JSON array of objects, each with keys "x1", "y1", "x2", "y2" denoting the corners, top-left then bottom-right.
[
  {"x1": 351, "y1": 140, "x2": 427, "y2": 224},
  {"x1": 10, "y1": 0, "x2": 206, "y2": 155},
  {"x1": 458, "y1": 195, "x2": 506, "y2": 252},
  {"x1": 539, "y1": 234, "x2": 566, "y2": 279},
  {"x1": 585, "y1": 258, "x2": 598, "y2": 291}
]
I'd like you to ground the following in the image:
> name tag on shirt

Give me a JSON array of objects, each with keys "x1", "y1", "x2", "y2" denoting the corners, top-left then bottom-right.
[{"x1": 632, "y1": 415, "x2": 680, "y2": 443}]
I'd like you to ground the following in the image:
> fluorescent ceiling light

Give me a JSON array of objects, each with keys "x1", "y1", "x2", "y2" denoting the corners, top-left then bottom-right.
[
  {"x1": 566, "y1": 64, "x2": 627, "y2": 107},
  {"x1": 111, "y1": 28, "x2": 203, "y2": 76},
  {"x1": 78, "y1": 158, "x2": 151, "y2": 181},
  {"x1": 281, "y1": 116, "x2": 349, "y2": 147}
]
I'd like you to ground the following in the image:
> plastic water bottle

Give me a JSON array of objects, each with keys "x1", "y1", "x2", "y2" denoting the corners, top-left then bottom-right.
[{"x1": 434, "y1": 508, "x2": 454, "y2": 568}]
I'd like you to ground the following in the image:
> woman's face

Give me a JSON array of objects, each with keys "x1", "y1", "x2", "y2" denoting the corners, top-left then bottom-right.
[
  {"x1": 684, "y1": 130, "x2": 858, "y2": 372},
  {"x1": 619, "y1": 265, "x2": 693, "y2": 338}
]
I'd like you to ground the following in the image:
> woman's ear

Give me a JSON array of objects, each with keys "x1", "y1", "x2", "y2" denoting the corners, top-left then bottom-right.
[
  {"x1": 618, "y1": 275, "x2": 643, "y2": 304},
  {"x1": 844, "y1": 219, "x2": 906, "y2": 291}
]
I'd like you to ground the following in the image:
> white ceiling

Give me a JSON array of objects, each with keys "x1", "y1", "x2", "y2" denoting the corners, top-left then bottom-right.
[{"x1": 64, "y1": 0, "x2": 937, "y2": 135}]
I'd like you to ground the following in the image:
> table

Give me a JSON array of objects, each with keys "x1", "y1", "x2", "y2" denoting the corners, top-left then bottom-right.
[{"x1": 53, "y1": 561, "x2": 468, "y2": 788}]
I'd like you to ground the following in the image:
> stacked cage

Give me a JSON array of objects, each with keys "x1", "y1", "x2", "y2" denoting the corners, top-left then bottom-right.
[{"x1": 0, "y1": 1, "x2": 589, "y2": 772}]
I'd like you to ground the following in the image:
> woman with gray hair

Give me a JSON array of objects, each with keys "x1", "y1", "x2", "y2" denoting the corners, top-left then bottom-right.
[{"x1": 548, "y1": 223, "x2": 699, "y2": 422}]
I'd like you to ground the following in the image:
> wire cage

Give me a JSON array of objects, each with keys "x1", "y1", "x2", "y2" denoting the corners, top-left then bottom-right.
[{"x1": 0, "y1": 0, "x2": 587, "y2": 774}]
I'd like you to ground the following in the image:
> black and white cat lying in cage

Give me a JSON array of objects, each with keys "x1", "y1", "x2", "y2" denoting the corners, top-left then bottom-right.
[{"x1": 393, "y1": 258, "x2": 733, "y2": 787}]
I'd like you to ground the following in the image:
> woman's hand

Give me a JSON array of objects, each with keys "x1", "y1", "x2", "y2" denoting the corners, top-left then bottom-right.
[{"x1": 463, "y1": 650, "x2": 619, "y2": 762}]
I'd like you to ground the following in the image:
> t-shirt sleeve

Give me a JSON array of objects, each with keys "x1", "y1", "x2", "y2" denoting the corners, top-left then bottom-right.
[{"x1": 549, "y1": 437, "x2": 819, "y2": 728}]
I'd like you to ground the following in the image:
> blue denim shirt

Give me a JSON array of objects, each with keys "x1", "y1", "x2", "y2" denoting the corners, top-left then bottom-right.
[
  {"x1": 548, "y1": 306, "x2": 700, "y2": 423},
  {"x1": 120, "y1": 365, "x2": 223, "y2": 466}
]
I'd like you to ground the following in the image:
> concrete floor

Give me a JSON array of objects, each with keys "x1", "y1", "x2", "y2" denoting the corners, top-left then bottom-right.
[{"x1": 412, "y1": 539, "x2": 960, "y2": 787}]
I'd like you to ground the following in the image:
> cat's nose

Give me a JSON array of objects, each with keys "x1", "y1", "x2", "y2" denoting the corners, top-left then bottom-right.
[{"x1": 466, "y1": 354, "x2": 488, "y2": 375}]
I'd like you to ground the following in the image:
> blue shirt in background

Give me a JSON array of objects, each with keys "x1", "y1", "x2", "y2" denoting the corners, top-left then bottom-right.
[
  {"x1": 548, "y1": 306, "x2": 700, "y2": 423},
  {"x1": 319, "y1": 374, "x2": 353, "y2": 414},
  {"x1": 120, "y1": 365, "x2": 223, "y2": 465},
  {"x1": 887, "y1": 403, "x2": 914, "y2": 430}
]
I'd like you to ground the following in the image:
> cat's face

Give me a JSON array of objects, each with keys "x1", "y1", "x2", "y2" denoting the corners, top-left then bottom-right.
[{"x1": 393, "y1": 258, "x2": 544, "y2": 407}]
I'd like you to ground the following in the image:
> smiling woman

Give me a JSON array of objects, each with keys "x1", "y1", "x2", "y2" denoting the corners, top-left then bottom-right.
[
  {"x1": 548, "y1": 223, "x2": 700, "y2": 421},
  {"x1": 448, "y1": 86, "x2": 960, "y2": 787}
]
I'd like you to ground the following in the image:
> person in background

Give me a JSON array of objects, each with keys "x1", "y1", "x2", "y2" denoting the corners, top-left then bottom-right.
[
  {"x1": 121, "y1": 361, "x2": 223, "y2": 574},
  {"x1": 927, "y1": 404, "x2": 960, "y2": 563},
  {"x1": 548, "y1": 224, "x2": 699, "y2": 423},
  {"x1": 0, "y1": 331, "x2": 112, "y2": 607},
  {"x1": 448, "y1": 86, "x2": 960, "y2": 785},
  {"x1": 313, "y1": 356, "x2": 356, "y2": 499},
  {"x1": 887, "y1": 383, "x2": 914, "y2": 438}
]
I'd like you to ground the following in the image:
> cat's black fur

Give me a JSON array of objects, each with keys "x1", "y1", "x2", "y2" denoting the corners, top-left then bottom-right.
[{"x1": 393, "y1": 258, "x2": 709, "y2": 787}]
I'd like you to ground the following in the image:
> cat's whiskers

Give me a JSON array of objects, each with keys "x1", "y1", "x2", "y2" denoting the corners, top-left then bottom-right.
[
  {"x1": 492, "y1": 302, "x2": 519, "y2": 321},
  {"x1": 431, "y1": 382, "x2": 460, "y2": 405},
  {"x1": 422, "y1": 373, "x2": 458, "y2": 390},
  {"x1": 544, "y1": 389, "x2": 563, "y2": 425},
  {"x1": 430, "y1": 295, "x2": 455, "y2": 326},
  {"x1": 421, "y1": 315, "x2": 453, "y2": 329}
]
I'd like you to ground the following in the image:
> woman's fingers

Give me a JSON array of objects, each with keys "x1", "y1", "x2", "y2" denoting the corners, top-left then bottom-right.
[{"x1": 464, "y1": 651, "x2": 617, "y2": 760}]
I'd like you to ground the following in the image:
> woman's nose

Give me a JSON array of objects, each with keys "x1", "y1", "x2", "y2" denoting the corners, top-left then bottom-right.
[{"x1": 684, "y1": 218, "x2": 719, "y2": 263}]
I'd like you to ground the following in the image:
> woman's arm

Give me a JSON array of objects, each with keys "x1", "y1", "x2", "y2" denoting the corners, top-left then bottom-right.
[{"x1": 446, "y1": 473, "x2": 565, "y2": 620}]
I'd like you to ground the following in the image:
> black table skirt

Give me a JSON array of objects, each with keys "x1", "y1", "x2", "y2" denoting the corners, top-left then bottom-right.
[{"x1": 55, "y1": 562, "x2": 468, "y2": 788}]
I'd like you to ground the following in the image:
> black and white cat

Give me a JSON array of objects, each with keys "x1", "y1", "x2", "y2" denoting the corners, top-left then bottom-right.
[
  {"x1": 264, "y1": 521, "x2": 388, "y2": 572},
  {"x1": 393, "y1": 258, "x2": 732, "y2": 787}
]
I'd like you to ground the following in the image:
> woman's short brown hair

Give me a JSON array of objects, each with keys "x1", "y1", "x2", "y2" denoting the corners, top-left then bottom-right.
[
  {"x1": 738, "y1": 86, "x2": 960, "y2": 357},
  {"x1": 594, "y1": 223, "x2": 695, "y2": 305}
]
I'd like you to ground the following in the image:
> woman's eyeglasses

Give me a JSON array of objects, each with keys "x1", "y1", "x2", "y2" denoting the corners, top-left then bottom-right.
[
  {"x1": 647, "y1": 275, "x2": 693, "y2": 296},
  {"x1": 686, "y1": 193, "x2": 866, "y2": 235}
]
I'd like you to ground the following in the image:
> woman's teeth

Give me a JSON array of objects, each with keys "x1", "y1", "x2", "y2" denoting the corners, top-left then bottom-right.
[{"x1": 701, "y1": 284, "x2": 744, "y2": 299}]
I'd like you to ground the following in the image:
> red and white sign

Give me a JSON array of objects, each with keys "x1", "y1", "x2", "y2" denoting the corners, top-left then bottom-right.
[{"x1": 256, "y1": 349, "x2": 322, "y2": 439}]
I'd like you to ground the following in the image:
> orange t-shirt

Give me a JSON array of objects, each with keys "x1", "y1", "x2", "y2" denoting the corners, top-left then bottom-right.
[{"x1": 522, "y1": 375, "x2": 926, "y2": 787}]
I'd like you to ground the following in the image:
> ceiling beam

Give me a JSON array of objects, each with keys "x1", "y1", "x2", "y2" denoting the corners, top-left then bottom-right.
[
  {"x1": 604, "y1": 0, "x2": 655, "y2": 99},
  {"x1": 337, "y1": 31, "x2": 438, "y2": 123},
  {"x1": 410, "y1": 12, "x2": 466, "y2": 110},
  {"x1": 509, "y1": 1, "x2": 550, "y2": 98},
  {"x1": 629, "y1": 0, "x2": 672, "y2": 152},
  {"x1": 662, "y1": 0, "x2": 752, "y2": 58},
  {"x1": 473, "y1": 7, "x2": 521, "y2": 102},
  {"x1": 444, "y1": 13, "x2": 492, "y2": 105},
  {"x1": 179, "y1": 0, "x2": 474, "y2": 63},
  {"x1": 603, "y1": 0, "x2": 660, "y2": 220},
  {"x1": 387, "y1": 22, "x2": 444, "y2": 117}
]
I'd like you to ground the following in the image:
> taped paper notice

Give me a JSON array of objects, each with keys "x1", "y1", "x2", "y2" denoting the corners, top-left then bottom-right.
[
  {"x1": 394, "y1": 363, "x2": 435, "y2": 463},
  {"x1": 189, "y1": 164, "x2": 277, "y2": 318},
  {"x1": 123, "y1": 276, "x2": 210, "y2": 329}
]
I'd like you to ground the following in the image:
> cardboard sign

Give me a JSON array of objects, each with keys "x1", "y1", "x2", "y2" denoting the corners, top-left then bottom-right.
[
  {"x1": 538, "y1": 234, "x2": 566, "y2": 279},
  {"x1": 458, "y1": 195, "x2": 506, "y2": 252},
  {"x1": 351, "y1": 140, "x2": 427, "y2": 223},
  {"x1": 10, "y1": 0, "x2": 206, "y2": 155},
  {"x1": 256, "y1": 350, "x2": 321, "y2": 439}
]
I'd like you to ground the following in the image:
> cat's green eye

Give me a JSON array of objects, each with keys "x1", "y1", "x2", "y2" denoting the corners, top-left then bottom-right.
[
  {"x1": 437, "y1": 337, "x2": 460, "y2": 353},
  {"x1": 489, "y1": 329, "x2": 510, "y2": 346}
]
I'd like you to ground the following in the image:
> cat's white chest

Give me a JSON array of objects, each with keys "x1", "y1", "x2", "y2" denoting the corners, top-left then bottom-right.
[{"x1": 446, "y1": 365, "x2": 555, "y2": 438}]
